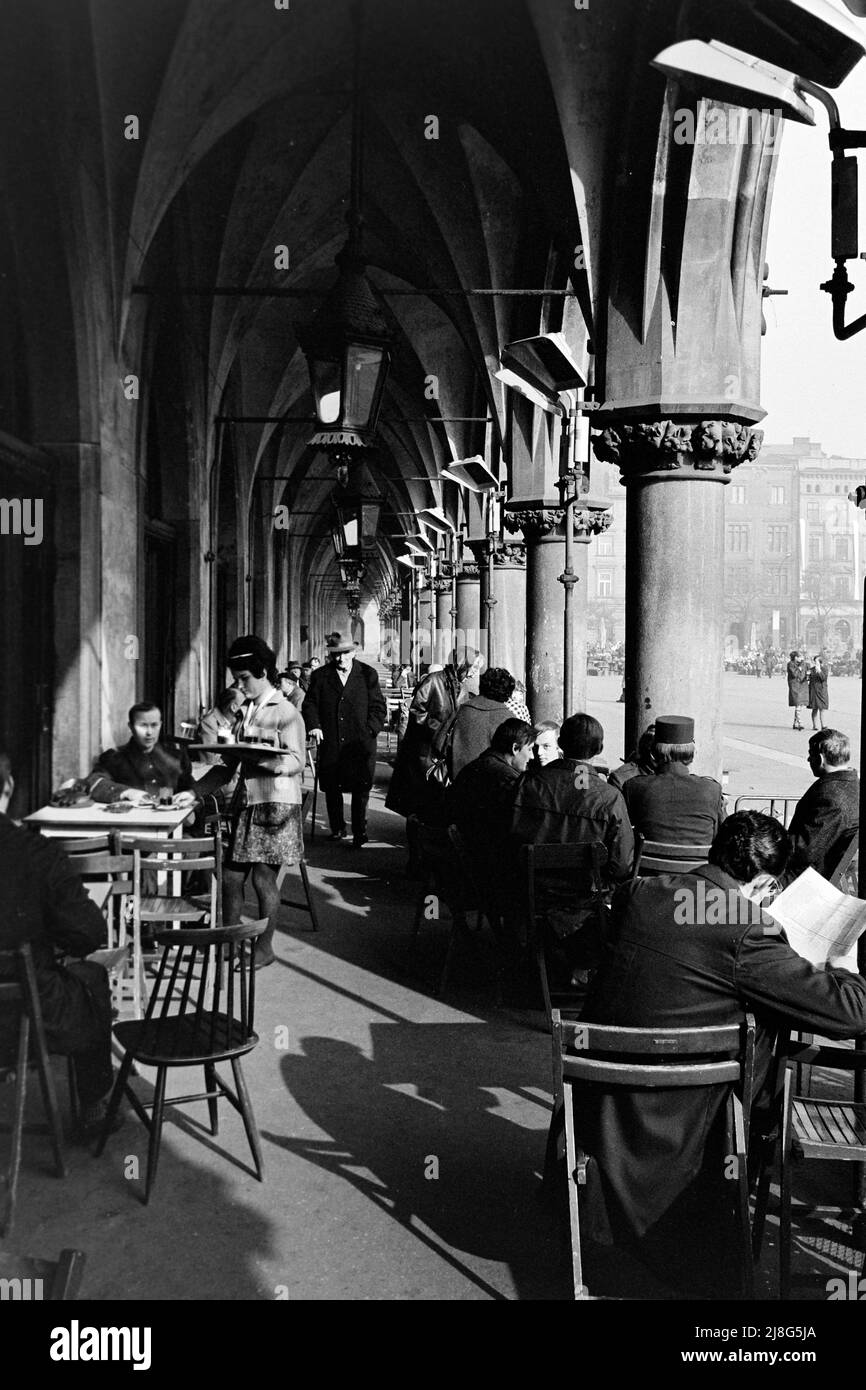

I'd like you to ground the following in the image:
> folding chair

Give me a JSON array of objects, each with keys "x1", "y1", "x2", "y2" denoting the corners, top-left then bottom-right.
[
  {"x1": 552, "y1": 1008, "x2": 757, "y2": 1300},
  {"x1": 752, "y1": 1032, "x2": 866, "y2": 1300},
  {"x1": 0, "y1": 1247, "x2": 86, "y2": 1300},
  {"x1": 67, "y1": 851, "x2": 140, "y2": 1018},
  {"x1": 276, "y1": 790, "x2": 320, "y2": 931},
  {"x1": 520, "y1": 842, "x2": 609, "y2": 1031},
  {"x1": 630, "y1": 834, "x2": 712, "y2": 880},
  {"x1": 0, "y1": 943, "x2": 67, "y2": 1236},
  {"x1": 94, "y1": 920, "x2": 267, "y2": 1202},
  {"x1": 125, "y1": 834, "x2": 223, "y2": 933}
]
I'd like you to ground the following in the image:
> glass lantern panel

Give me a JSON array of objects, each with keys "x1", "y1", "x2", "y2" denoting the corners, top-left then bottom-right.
[
  {"x1": 342, "y1": 516, "x2": 359, "y2": 549},
  {"x1": 342, "y1": 345, "x2": 385, "y2": 431},
  {"x1": 311, "y1": 357, "x2": 342, "y2": 425}
]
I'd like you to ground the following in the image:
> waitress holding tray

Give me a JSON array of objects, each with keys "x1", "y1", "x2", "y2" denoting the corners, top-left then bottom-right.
[{"x1": 222, "y1": 635, "x2": 307, "y2": 969}]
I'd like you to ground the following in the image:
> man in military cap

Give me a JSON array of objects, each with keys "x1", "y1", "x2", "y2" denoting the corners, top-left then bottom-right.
[{"x1": 622, "y1": 715, "x2": 725, "y2": 847}]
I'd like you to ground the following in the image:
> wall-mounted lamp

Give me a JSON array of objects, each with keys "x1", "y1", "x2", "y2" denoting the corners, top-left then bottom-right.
[{"x1": 651, "y1": 35, "x2": 866, "y2": 338}]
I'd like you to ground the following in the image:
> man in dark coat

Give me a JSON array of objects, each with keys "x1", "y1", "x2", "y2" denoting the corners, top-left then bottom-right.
[
  {"x1": 783, "y1": 727, "x2": 859, "y2": 882},
  {"x1": 622, "y1": 714, "x2": 725, "y2": 846},
  {"x1": 304, "y1": 633, "x2": 386, "y2": 847},
  {"x1": 510, "y1": 713, "x2": 634, "y2": 883},
  {"x1": 0, "y1": 752, "x2": 117, "y2": 1138},
  {"x1": 447, "y1": 717, "x2": 534, "y2": 889},
  {"x1": 578, "y1": 812, "x2": 866, "y2": 1297},
  {"x1": 86, "y1": 701, "x2": 198, "y2": 809}
]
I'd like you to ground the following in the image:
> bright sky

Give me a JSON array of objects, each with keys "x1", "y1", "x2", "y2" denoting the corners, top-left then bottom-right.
[{"x1": 761, "y1": 1, "x2": 866, "y2": 455}]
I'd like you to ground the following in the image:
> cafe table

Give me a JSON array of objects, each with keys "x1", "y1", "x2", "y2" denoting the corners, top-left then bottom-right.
[{"x1": 25, "y1": 801, "x2": 190, "y2": 844}]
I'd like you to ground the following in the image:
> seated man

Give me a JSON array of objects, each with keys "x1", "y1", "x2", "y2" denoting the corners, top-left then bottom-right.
[
  {"x1": 509, "y1": 712, "x2": 634, "y2": 883},
  {"x1": 622, "y1": 714, "x2": 725, "y2": 846},
  {"x1": 278, "y1": 664, "x2": 305, "y2": 712},
  {"x1": 784, "y1": 728, "x2": 859, "y2": 881},
  {"x1": 447, "y1": 717, "x2": 534, "y2": 890},
  {"x1": 449, "y1": 667, "x2": 515, "y2": 778},
  {"x1": 0, "y1": 752, "x2": 119, "y2": 1139},
  {"x1": 86, "y1": 701, "x2": 198, "y2": 811},
  {"x1": 608, "y1": 722, "x2": 657, "y2": 793},
  {"x1": 576, "y1": 811, "x2": 866, "y2": 1298}
]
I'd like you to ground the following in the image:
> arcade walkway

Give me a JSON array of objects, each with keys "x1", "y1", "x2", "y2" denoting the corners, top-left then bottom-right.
[{"x1": 3, "y1": 716, "x2": 862, "y2": 1302}]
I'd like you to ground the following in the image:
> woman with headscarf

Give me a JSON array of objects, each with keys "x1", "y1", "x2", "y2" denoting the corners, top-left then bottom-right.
[{"x1": 221, "y1": 636, "x2": 307, "y2": 968}]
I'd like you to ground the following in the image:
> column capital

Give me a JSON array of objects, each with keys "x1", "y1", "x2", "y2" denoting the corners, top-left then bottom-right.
[
  {"x1": 591, "y1": 417, "x2": 763, "y2": 483},
  {"x1": 504, "y1": 509, "x2": 564, "y2": 542},
  {"x1": 456, "y1": 562, "x2": 480, "y2": 580},
  {"x1": 492, "y1": 540, "x2": 526, "y2": 569},
  {"x1": 432, "y1": 576, "x2": 452, "y2": 593}
]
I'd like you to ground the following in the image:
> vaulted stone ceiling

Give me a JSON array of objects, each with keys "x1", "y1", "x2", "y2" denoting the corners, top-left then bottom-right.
[{"x1": 0, "y1": 0, "x2": 637, "y2": 609}]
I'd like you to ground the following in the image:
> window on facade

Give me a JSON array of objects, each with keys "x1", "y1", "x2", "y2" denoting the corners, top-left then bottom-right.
[
  {"x1": 597, "y1": 535, "x2": 613, "y2": 556},
  {"x1": 835, "y1": 575, "x2": 851, "y2": 599},
  {"x1": 597, "y1": 572, "x2": 613, "y2": 598},
  {"x1": 806, "y1": 502, "x2": 819, "y2": 522},
  {"x1": 835, "y1": 536, "x2": 851, "y2": 562},
  {"x1": 770, "y1": 486, "x2": 784, "y2": 505},
  {"x1": 766, "y1": 525, "x2": 788, "y2": 552},
  {"x1": 729, "y1": 485, "x2": 745, "y2": 504},
  {"x1": 808, "y1": 536, "x2": 821, "y2": 561},
  {"x1": 727, "y1": 525, "x2": 749, "y2": 553}
]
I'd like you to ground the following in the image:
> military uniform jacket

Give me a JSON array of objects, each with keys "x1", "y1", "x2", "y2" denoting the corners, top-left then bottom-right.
[
  {"x1": 622, "y1": 762, "x2": 725, "y2": 845},
  {"x1": 579, "y1": 863, "x2": 866, "y2": 1240},
  {"x1": 303, "y1": 660, "x2": 386, "y2": 791},
  {"x1": 87, "y1": 738, "x2": 196, "y2": 802},
  {"x1": 509, "y1": 759, "x2": 635, "y2": 883}
]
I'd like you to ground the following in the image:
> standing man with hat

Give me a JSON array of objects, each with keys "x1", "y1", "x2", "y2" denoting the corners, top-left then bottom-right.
[
  {"x1": 303, "y1": 632, "x2": 387, "y2": 847},
  {"x1": 622, "y1": 715, "x2": 726, "y2": 847}
]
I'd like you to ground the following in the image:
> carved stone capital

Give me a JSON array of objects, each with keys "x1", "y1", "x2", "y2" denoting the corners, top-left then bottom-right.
[
  {"x1": 505, "y1": 509, "x2": 564, "y2": 542},
  {"x1": 457, "y1": 562, "x2": 480, "y2": 581},
  {"x1": 574, "y1": 508, "x2": 613, "y2": 540},
  {"x1": 493, "y1": 540, "x2": 526, "y2": 569},
  {"x1": 591, "y1": 417, "x2": 764, "y2": 482},
  {"x1": 432, "y1": 576, "x2": 452, "y2": 593}
]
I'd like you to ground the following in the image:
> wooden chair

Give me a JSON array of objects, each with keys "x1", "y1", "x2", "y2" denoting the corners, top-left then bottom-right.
[
  {"x1": 0, "y1": 1247, "x2": 86, "y2": 1300},
  {"x1": 552, "y1": 1008, "x2": 757, "y2": 1300},
  {"x1": 0, "y1": 943, "x2": 67, "y2": 1236},
  {"x1": 125, "y1": 834, "x2": 223, "y2": 933},
  {"x1": 753, "y1": 1032, "x2": 866, "y2": 1300},
  {"x1": 520, "y1": 842, "x2": 609, "y2": 1031},
  {"x1": 67, "y1": 851, "x2": 141, "y2": 1018},
  {"x1": 446, "y1": 824, "x2": 508, "y2": 997},
  {"x1": 94, "y1": 920, "x2": 267, "y2": 1202},
  {"x1": 51, "y1": 834, "x2": 120, "y2": 856},
  {"x1": 829, "y1": 829, "x2": 859, "y2": 894},
  {"x1": 630, "y1": 834, "x2": 712, "y2": 880},
  {"x1": 408, "y1": 815, "x2": 477, "y2": 997}
]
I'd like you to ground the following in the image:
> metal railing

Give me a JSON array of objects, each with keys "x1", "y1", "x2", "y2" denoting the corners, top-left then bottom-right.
[{"x1": 733, "y1": 795, "x2": 799, "y2": 828}]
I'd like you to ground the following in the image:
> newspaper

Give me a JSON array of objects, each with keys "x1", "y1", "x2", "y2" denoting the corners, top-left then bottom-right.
[{"x1": 764, "y1": 866, "x2": 866, "y2": 970}]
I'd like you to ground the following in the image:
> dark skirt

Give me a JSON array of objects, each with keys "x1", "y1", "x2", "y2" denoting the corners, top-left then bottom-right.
[
  {"x1": 787, "y1": 679, "x2": 808, "y2": 707},
  {"x1": 231, "y1": 802, "x2": 303, "y2": 866}
]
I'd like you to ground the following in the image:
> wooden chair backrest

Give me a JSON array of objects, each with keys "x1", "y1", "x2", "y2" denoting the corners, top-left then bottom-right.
[
  {"x1": 554, "y1": 1011, "x2": 757, "y2": 1104},
  {"x1": 631, "y1": 834, "x2": 712, "y2": 880},
  {"x1": 142, "y1": 921, "x2": 267, "y2": 1058}
]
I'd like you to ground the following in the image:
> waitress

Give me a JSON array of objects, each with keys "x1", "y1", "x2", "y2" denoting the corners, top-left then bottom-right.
[{"x1": 222, "y1": 635, "x2": 306, "y2": 969}]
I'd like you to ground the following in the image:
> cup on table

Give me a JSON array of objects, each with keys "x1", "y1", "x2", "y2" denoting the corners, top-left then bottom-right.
[
  {"x1": 217, "y1": 726, "x2": 235, "y2": 745},
  {"x1": 159, "y1": 785, "x2": 173, "y2": 807}
]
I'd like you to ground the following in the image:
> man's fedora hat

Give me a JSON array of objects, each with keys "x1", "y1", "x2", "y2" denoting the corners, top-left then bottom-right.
[
  {"x1": 325, "y1": 632, "x2": 358, "y2": 654},
  {"x1": 654, "y1": 714, "x2": 695, "y2": 743}
]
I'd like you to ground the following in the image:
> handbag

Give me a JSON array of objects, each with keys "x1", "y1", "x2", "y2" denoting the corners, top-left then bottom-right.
[{"x1": 425, "y1": 704, "x2": 460, "y2": 787}]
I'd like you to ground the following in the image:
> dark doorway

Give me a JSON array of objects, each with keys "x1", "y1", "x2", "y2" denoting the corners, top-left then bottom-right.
[
  {"x1": 143, "y1": 521, "x2": 176, "y2": 722},
  {"x1": 0, "y1": 445, "x2": 54, "y2": 815}
]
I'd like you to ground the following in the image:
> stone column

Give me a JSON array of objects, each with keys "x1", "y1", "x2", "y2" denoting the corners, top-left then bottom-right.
[
  {"x1": 455, "y1": 561, "x2": 481, "y2": 657},
  {"x1": 417, "y1": 583, "x2": 434, "y2": 668},
  {"x1": 593, "y1": 420, "x2": 763, "y2": 779},
  {"x1": 434, "y1": 578, "x2": 452, "y2": 665},
  {"x1": 490, "y1": 541, "x2": 527, "y2": 687},
  {"x1": 508, "y1": 511, "x2": 566, "y2": 725}
]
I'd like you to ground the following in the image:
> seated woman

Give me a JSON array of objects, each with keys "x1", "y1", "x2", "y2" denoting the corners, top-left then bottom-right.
[{"x1": 575, "y1": 811, "x2": 866, "y2": 1297}]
